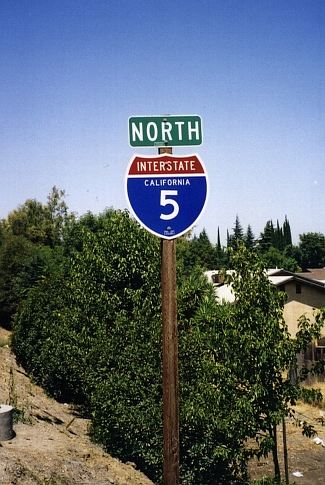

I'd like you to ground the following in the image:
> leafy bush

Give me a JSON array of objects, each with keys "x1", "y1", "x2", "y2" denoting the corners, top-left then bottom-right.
[{"x1": 13, "y1": 210, "x2": 251, "y2": 483}]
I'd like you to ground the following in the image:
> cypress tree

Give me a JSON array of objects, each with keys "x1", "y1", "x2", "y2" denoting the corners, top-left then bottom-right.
[
  {"x1": 274, "y1": 220, "x2": 284, "y2": 251},
  {"x1": 259, "y1": 220, "x2": 275, "y2": 252},
  {"x1": 283, "y1": 216, "x2": 292, "y2": 247},
  {"x1": 245, "y1": 225, "x2": 255, "y2": 249},
  {"x1": 217, "y1": 227, "x2": 221, "y2": 251},
  {"x1": 229, "y1": 215, "x2": 244, "y2": 249},
  {"x1": 233, "y1": 215, "x2": 244, "y2": 242}
]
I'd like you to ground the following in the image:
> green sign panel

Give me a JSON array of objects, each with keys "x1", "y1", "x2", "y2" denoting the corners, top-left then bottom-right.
[{"x1": 129, "y1": 115, "x2": 202, "y2": 147}]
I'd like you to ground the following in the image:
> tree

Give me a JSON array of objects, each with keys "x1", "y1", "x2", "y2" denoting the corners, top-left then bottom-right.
[
  {"x1": 46, "y1": 186, "x2": 74, "y2": 246},
  {"x1": 274, "y1": 220, "x2": 284, "y2": 251},
  {"x1": 0, "y1": 235, "x2": 35, "y2": 327},
  {"x1": 226, "y1": 229, "x2": 230, "y2": 248},
  {"x1": 177, "y1": 229, "x2": 219, "y2": 273},
  {"x1": 299, "y1": 232, "x2": 325, "y2": 269},
  {"x1": 284, "y1": 244, "x2": 302, "y2": 269},
  {"x1": 223, "y1": 246, "x2": 325, "y2": 482},
  {"x1": 0, "y1": 220, "x2": 5, "y2": 247},
  {"x1": 233, "y1": 215, "x2": 244, "y2": 242},
  {"x1": 4, "y1": 186, "x2": 73, "y2": 247},
  {"x1": 283, "y1": 216, "x2": 292, "y2": 247},
  {"x1": 245, "y1": 224, "x2": 255, "y2": 249},
  {"x1": 258, "y1": 217, "x2": 292, "y2": 253},
  {"x1": 262, "y1": 246, "x2": 300, "y2": 272},
  {"x1": 228, "y1": 215, "x2": 244, "y2": 249},
  {"x1": 0, "y1": 187, "x2": 72, "y2": 327},
  {"x1": 217, "y1": 226, "x2": 221, "y2": 251},
  {"x1": 0, "y1": 233, "x2": 63, "y2": 328},
  {"x1": 194, "y1": 229, "x2": 217, "y2": 268},
  {"x1": 259, "y1": 220, "x2": 275, "y2": 252},
  {"x1": 6, "y1": 199, "x2": 49, "y2": 244}
]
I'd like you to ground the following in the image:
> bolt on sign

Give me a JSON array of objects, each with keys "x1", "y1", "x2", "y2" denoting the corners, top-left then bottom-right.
[{"x1": 129, "y1": 115, "x2": 202, "y2": 147}]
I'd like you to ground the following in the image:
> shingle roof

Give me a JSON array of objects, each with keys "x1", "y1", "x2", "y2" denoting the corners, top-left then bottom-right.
[{"x1": 298, "y1": 268, "x2": 325, "y2": 283}]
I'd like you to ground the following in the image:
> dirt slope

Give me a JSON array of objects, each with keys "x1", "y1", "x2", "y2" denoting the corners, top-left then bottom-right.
[{"x1": 0, "y1": 328, "x2": 154, "y2": 485}]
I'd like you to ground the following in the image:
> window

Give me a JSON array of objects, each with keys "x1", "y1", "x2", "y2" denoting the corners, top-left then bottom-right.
[
  {"x1": 279, "y1": 284, "x2": 286, "y2": 292},
  {"x1": 296, "y1": 283, "x2": 302, "y2": 294}
]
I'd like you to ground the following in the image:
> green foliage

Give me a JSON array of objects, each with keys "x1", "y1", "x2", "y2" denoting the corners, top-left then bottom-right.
[
  {"x1": 299, "y1": 232, "x2": 325, "y2": 269},
  {"x1": 245, "y1": 224, "x2": 255, "y2": 249},
  {"x1": 4, "y1": 186, "x2": 73, "y2": 247},
  {"x1": 251, "y1": 478, "x2": 287, "y2": 485},
  {"x1": 228, "y1": 215, "x2": 244, "y2": 249},
  {"x1": 222, "y1": 248, "x2": 295, "y2": 450},
  {"x1": 0, "y1": 188, "x2": 73, "y2": 327},
  {"x1": 0, "y1": 234, "x2": 65, "y2": 328},
  {"x1": 221, "y1": 246, "x2": 325, "y2": 480},
  {"x1": 259, "y1": 220, "x2": 275, "y2": 252},
  {"x1": 258, "y1": 217, "x2": 293, "y2": 254},
  {"x1": 261, "y1": 246, "x2": 300, "y2": 272},
  {"x1": 299, "y1": 387, "x2": 323, "y2": 405},
  {"x1": 177, "y1": 216, "x2": 325, "y2": 273},
  {"x1": 13, "y1": 211, "x2": 250, "y2": 483},
  {"x1": 13, "y1": 211, "x2": 162, "y2": 474},
  {"x1": 283, "y1": 216, "x2": 292, "y2": 247},
  {"x1": 176, "y1": 228, "x2": 225, "y2": 273},
  {"x1": 11, "y1": 211, "x2": 325, "y2": 484},
  {"x1": 178, "y1": 271, "x2": 249, "y2": 484}
]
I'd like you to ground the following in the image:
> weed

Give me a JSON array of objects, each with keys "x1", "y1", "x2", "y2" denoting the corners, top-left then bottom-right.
[
  {"x1": 251, "y1": 478, "x2": 292, "y2": 485},
  {"x1": 8, "y1": 365, "x2": 32, "y2": 424}
]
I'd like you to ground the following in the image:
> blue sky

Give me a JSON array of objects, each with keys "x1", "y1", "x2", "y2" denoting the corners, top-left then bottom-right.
[{"x1": 1, "y1": 0, "x2": 324, "y2": 244}]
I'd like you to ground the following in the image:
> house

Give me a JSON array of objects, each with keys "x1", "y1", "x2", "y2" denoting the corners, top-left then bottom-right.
[
  {"x1": 267, "y1": 269, "x2": 325, "y2": 340},
  {"x1": 205, "y1": 268, "x2": 325, "y2": 362}
]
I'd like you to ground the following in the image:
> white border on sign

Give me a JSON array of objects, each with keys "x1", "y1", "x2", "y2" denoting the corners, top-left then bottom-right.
[{"x1": 125, "y1": 153, "x2": 209, "y2": 240}]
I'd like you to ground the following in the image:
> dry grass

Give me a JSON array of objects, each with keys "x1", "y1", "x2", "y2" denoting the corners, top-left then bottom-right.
[{"x1": 0, "y1": 327, "x2": 11, "y2": 347}]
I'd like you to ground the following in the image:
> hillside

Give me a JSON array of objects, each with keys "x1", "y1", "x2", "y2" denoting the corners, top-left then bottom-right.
[{"x1": 0, "y1": 328, "x2": 154, "y2": 485}]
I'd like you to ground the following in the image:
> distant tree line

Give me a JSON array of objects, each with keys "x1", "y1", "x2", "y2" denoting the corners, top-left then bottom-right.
[
  {"x1": 178, "y1": 214, "x2": 325, "y2": 275},
  {"x1": 1, "y1": 190, "x2": 325, "y2": 484},
  {"x1": 0, "y1": 187, "x2": 74, "y2": 328}
]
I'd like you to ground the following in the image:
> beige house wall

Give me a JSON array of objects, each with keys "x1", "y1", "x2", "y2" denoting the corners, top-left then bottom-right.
[
  {"x1": 282, "y1": 281, "x2": 325, "y2": 337},
  {"x1": 284, "y1": 301, "x2": 317, "y2": 337}
]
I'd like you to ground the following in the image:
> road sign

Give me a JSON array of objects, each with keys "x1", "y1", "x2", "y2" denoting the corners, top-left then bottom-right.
[
  {"x1": 129, "y1": 115, "x2": 202, "y2": 147},
  {"x1": 125, "y1": 154, "x2": 208, "y2": 239}
]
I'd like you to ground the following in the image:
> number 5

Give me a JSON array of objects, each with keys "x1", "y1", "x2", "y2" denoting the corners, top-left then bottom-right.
[{"x1": 160, "y1": 190, "x2": 179, "y2": 220}]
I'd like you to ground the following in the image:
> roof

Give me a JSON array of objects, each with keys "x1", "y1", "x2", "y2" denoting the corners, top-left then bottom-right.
[
  {"x1": 268, "y1": 276, "x2": 294, "y2": 286},
  {"x1": 298, "y1": 268, "x2": 325, "y2": 283},
  {"x1": 267, "y1": 269, "x2": 294, "y2": 277}
]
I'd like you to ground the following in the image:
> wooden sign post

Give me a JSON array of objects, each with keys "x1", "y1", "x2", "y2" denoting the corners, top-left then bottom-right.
[{"x1": 159, "y1": 146, "x2": 180, "y2": 485}]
